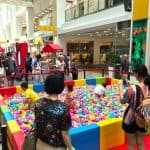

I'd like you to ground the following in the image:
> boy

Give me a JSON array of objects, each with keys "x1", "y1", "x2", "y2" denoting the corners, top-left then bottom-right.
[{"x1": 21, "y1": 82, "x2": 39, "y2": 109}]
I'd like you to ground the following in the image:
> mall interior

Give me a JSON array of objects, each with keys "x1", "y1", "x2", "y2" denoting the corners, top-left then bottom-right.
[{"x1": 0, "y1": 0, "x2": 150, "y2": 150}]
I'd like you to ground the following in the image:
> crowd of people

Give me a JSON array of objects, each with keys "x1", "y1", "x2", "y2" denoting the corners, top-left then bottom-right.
[{"x1": 0, "y1": 52, "x2": 79, "y2": 87}]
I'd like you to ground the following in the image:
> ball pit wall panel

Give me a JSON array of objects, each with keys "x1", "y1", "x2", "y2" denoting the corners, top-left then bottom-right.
[
  {"x1": 106, "y1": 77, "x2": 111, "y2": 85},
  {"x1": 64, "y1": 80, "x2": 75, "y2": 86},
  {"x1": 7, "y1": 120, "x2": 21, "y2": 134},
  {"x1": 0, "y1": 86, "x2": 16, "y2": 96},
  {"x1": 33, "y1": 83, "x2": 45, "y2": 93},
  {"x1": 86, "y1": 78, "x2": 96, "y2": 85},
  {"x1": 74, "y1": 79, "x2": 86, "y2": 86},
  {"x1": 12, "y1": 131, "x2": 25, "y2": 150},
  {"x1": 97, "y1": 118, "x2": 125, "y2": 150},
  {"x1": 70, "y1": 124, "x2": 99, "y2": 150},
  {"x1": 111, "y1": 79, "x2": 120, "y2": 85},
  {"x1": 96, "y1": 77, "x2": 106, "y2": 85},
  {"x1": 3, "y1": 112, "x2": 14, "y2": 122}
]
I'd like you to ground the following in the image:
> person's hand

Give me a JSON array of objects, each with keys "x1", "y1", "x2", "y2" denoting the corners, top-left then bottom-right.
[{"x1": 11, "y1": 72, "x2": 15, "y2": 75}]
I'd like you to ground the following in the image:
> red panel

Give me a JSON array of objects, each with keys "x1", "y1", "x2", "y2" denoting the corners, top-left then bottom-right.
[
  {"x1": 0, "y1": 86, "x2": 16, "y2": 96},
  {"x1": 12, "y1": 131, "x2": 25, "y2": 150},
  {"x1": 106, "y1": 77, "x2": 111, "y2": 85},
  {"x1": 64, "y1": 80, "x2": 75, "y2": 86}
]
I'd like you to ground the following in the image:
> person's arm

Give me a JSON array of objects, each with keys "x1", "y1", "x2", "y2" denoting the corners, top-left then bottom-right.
[
  {"x1": 61, "y1": 131, "x2": 73, "y2": 150},
  {"x1": 59, "y1": 106, "x2": 73, "y2": 150},
  {"x1": 118, "y1": 81, "x2": 126, "y2": 104}
]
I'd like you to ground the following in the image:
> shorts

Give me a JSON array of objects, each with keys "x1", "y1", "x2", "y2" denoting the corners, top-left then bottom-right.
[
  {"x1": 6, "y1": 73, "x2": 15, "y2": 81},
  {"x1": 122, "y1": 120, "x2": 146, "y2": 133}
]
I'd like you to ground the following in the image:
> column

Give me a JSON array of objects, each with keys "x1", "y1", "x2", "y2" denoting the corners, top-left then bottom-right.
[
  {"x1": 26, "y1": 7, "x2": 34, "y2": 40},
  {"x1": 93, "y1": 40, "x2": 99, "y2": 64},
  {"x1": 130, "y1": 0, "x2": 149, "y2": 71},
  {"x1": 55, "y1": 35, "x2": 67, "y2": 54},
  {"x1": 16, "y1": 16, "x2": 22, "y2": 38}
]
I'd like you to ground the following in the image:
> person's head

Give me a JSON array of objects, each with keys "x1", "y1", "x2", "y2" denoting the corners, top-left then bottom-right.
[
  {"x1": 27, "y1": 53, "x2": 30, "y2": 57},
  {"x1": 134, "y1": 64, "x2": 148, "y2": 82},
  {"x1": 94, "y1": 85, "x2": 105, "y2": 98},
  {"x1": 7, "y1": 52, "x2": 13, "y2": 59},
  {"x1": 45, "y1": 72, "x2": 64, "y2": 95},
  {"x1": 36, "y1": 54, "x2": 41, "y2": 61},
  {"x1": 66, "y1": 85, "x2": 73, "y2": 92},
  {"x1": 21, "y1": 82, "x2": 28, "y2": 91},
  {"x1": 144, "y1": 76, "x2": 150, "y2": 91}
]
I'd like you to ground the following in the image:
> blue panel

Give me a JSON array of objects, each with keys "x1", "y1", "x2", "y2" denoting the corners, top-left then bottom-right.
[
  {"x1": 3, "y1": 112, "x2": 14, "y2": 121},
  {"x1": 86, "y1": 78, "x2": 96, "y2": 85},
  {"x1": 70, "y1": 124, "x2": 100, "y2": 150},
  {"x1": 33, "y1": 83, "x2": 44, "y2": 93}
]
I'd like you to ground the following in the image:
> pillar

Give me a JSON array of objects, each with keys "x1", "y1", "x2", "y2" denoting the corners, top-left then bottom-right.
[
  {"x1": 93, "y1": 40, "x2": 100, "y2": 64},
  {"x1": 26, "y1": 7, "x2": 34, "y2": 40},
  {"x1": 16, "y1": 17, "x2": 22, "y2": 38},
  {"x1": 131, "y1": 0, "x2": 150, "y2": 71}
]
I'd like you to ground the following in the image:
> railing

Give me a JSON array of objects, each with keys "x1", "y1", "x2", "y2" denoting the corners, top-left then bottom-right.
[{"x1": 65, "y1": 0, "x2": 123, "y2": 22}]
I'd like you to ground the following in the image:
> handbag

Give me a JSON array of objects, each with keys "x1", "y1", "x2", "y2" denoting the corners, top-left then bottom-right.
[{"x1": 136, "y1": 99, "x2": 150, "y2": 128}]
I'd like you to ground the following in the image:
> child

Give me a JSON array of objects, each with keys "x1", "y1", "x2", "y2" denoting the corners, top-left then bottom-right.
[
  {"x1": 21, "y1": 82, "x2": 39, "y2": 109},
  {"x1": 94, "y1": 83, "x2": 106, "y2": 99},
  {"x1": 65, "y1": 85, "x2": 73, "y2": 107}
]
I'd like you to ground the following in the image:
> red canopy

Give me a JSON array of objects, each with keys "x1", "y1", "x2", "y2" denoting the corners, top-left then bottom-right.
[
  {"x1": 43, "y1": 44, "x2": 63, "y2": 53},
  {"x1": 0, "y1": 46, "x2": 4, "y2": 52}
]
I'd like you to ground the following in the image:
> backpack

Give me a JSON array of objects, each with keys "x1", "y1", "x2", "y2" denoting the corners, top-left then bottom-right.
[{"x1": 136, "y1": 99, "x2": 150, "y2": 128}]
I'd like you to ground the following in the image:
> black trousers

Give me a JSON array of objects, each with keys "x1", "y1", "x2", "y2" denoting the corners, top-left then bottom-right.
[
  {"x1": 72, "y1": 73, "x2": 78, "y2": 80},
  {"x1": 25, "y1": 67, "x2": 32, "y2": 82}
]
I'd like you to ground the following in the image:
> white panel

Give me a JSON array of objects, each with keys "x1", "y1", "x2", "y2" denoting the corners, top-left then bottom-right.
[{"x1": 58, "y1": 5, "x2": 131, "y2": 34}]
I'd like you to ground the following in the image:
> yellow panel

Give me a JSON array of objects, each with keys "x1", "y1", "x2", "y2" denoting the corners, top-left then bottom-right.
[
  {"x1": 97, "y1": 118, "x2": 125, "y2": 150},
  {"x1": 74, "y1": 79, "x2": 86, "y2": 86},
  {"x1": 16, "y1": 84, "x2": 33, "y2": 94},
  {"x1": 7, "y1": 120, "x2": 21, "y2": 134},
  {"x1": 37, "y1": 25, "x2": 57, "y2": 31},
  {"x1": 111, "y1": 79, "x2": 120, "y2": 85},
  {"x1": 133, "y1": 0, "x2": 149, "y2": 20}
]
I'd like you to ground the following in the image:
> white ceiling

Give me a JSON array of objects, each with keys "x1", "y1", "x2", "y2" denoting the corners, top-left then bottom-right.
[{"x1": 0, "y1": 0, "x2": 33, "y2": 7}]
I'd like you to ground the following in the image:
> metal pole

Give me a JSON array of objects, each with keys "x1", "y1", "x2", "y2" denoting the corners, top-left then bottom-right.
[
  {"x1": 83, "y1": 69, "x2": 86, "y2": 79},
  {"x1": 1, "y1": 125, "x2": 8, "y2": 150}
]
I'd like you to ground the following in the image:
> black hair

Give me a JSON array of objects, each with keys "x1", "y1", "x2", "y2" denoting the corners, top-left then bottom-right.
[
  {"x1": 45, "y1": 72, "x2": 64, "y2": 95},
  {"x1": 134, "y1": 64, "x2": 148, "y2": 78},
  {"x1": 67, "y1": 85, "x2": 73, "y2": 92},
  {"x1": 102, "y1": 83, "x2": 107, "y2": 88},
  {"x1": 21, "y1": 82, "x2": 28, "y2": 89},
  {"x1": 144, "y1": 75, "x2": 150, "y2": 90}
]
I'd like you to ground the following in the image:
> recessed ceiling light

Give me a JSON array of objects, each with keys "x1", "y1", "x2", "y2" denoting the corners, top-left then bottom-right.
[
  {"x1": 77, "y1": 34, "x2": 80, "y2": 35},
  {"x1": 104, "y1": 30, "x2": 108, "y2": 33},
  {"x1": 110, "y1": 33, "x2": 113, "y2": 35},
  {"x1": 96, "y1": 32, "x2": 99, "y2": 34},
  {"x1": 107, "y1": 28, "x2": 110, "y2": 31}
]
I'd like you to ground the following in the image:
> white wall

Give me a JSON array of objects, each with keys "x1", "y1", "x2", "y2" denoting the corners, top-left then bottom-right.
[{"x1": 58, "y1": 4, "x2": 131, "y2": 34}]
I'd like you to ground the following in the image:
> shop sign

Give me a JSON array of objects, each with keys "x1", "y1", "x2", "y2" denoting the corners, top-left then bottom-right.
[{"x1": 36, "y1": 25, "x2": 57, "y2": 31}]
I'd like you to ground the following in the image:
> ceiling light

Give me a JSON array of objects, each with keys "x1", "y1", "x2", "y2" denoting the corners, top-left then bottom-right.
[
  {"x1": 107, "y1": 28, "x2": 110, "y2": 31},
  {"x1": 77, "y1": 34, "x2": 80, "y2": 35},
  {"x1": 104, "y1": 30, "x2": 108, "y2": 33},
  {"x1": 96, "y1": 32, "x2": 99, "y2": 34},
  {"x1": 110, "y1": 33, "x2": 113, "y2": 35}
]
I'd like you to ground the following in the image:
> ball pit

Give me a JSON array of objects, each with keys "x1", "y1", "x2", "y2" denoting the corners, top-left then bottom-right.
[
  {"x1": 3, "y1": 85, "x2": 127, "y2": 135},
  {"x1": 60, "y1": 85, "x2": 127, "y2": 128}
]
